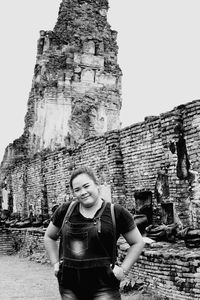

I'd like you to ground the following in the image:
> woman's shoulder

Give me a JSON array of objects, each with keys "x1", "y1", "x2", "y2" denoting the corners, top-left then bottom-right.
[
  {"x1": 111, "y1": 203, "x2": 136, "y2": 233},
  {"x1": 113, "y1": 203, "x2": 132, "y2": 215},
  {"x1": 104, "y1": 201, "x2": 133, "y2": 219},
  {"x1": 51, "y1": 202, "x2": 72, "y2": 227},
  {"x1": 55, "y1": 202, "x2": 71, "y2": 214}
]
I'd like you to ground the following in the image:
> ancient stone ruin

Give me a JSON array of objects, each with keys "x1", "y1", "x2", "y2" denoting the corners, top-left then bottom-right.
[
  {"x1": 0, "y1": 0, "x2": 122, "y2": 215},
  {"x1": 1, "y1": 0, "x2": 200, "y2": 299}
]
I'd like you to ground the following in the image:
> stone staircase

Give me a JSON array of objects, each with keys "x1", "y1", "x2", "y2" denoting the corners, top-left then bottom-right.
[{"x1": 0, "y1": 228, "x2": 13, "y2": 255}]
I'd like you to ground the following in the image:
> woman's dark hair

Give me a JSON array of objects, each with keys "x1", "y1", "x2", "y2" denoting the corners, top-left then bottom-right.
[{"x1": 69, "y1": 166, "x2": 98, "y2": 190}]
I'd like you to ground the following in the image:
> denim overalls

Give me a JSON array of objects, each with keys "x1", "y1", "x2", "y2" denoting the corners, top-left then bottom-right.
[{"x1": 58, "y1": 201, "x2": 121, "y2": 300}]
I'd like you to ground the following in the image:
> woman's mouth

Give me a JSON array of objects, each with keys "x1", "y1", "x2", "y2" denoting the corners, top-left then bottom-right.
[{"x1": 81, "y1": 196, "x2": 89, "y2": 200}]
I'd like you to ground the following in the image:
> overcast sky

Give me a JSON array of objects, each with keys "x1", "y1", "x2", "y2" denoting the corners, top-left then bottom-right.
[{"x1": 0, "y1": 0, "x2": 200, "y2": 162}]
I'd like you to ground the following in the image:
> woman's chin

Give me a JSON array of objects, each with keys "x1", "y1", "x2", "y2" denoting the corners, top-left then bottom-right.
[{"x1": 80, "y1": 199, "x2": 93, "y2": 207}]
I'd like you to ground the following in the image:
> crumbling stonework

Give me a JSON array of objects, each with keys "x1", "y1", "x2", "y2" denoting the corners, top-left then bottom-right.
[
  {"x1": 0, "y1": 0, "x2": 121, "y2": 171},
  {"x1": 2, "y1": 100, "x2": 200, "y2": 229},
  {"x1": 25, "y1": 0, "x2": 121, "y2": 157}
]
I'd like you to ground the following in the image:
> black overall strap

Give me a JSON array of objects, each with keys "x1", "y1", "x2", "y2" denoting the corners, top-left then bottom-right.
[
  {"x1": 60, "y1": 200, "x2": 78, "y2": 230},
  {"x1": 110, "y1": 203, "x2": 116, "y2": 269},
  {"x1": 95, "y1": 200, "x2": 117, "y2": 268},
  {"x1": 58, "y1": 200, "x2": 78, "y2": 260},
  {"x1": 94, "y1": 200, "x2": 107, "y2": 233},
  {"x1": 94, "y1": 200, "x2": 116, "y2": 268}
]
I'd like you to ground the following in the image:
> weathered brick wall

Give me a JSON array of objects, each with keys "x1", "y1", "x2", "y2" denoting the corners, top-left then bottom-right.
[
  {"x1": 119, "y1": 101, "x2": 200, "y2": 227},
  {"x1": 119, "y1": 117, "x2": 163, "y2": 211},
  {"x1": 2, "y1": 100, "x2": 200, "y2": 228},
  {"x1": 11, "y1": 164, "x2": 27, "y2": 216},
  {"x1": 0, "y1": 228, "x2": 47, "y2": 258},
  {"x1": 182, "y1": 100, "x2": 200, "y2": 228},
  {"x1": 10, "y1": 228, "x2": 47, "y2": 260},
  {"x1": 6, "y1": 131, "x2": 127, "y2": 217},
  {"x1": 0, "y1": 228, "x2": 14, "y2": 255}
]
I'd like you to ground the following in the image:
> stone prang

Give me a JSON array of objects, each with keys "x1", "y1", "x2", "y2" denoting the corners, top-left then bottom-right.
[
  {"x1": 25, "y1": 0, "x2": 122, "y2": 155},
  {"x1": 1, "y1": 0, "x2": 122, "y2": 169}
]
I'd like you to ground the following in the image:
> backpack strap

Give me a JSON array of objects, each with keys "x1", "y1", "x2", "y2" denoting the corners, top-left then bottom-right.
[{"x1": 110, "y1": 203, "x2": 116, "y2": 269}]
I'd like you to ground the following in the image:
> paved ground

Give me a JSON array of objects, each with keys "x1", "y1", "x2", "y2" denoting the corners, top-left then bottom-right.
[{"x1": 0, "y1": 255, "x2": 143, "y2": 300}]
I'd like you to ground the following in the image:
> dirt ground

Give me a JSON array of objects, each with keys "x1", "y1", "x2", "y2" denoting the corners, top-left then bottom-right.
[
  {"x1": 0, "y1": 255, "x2": 147, "y2": 300},
  {"x1": 0, "y1": 255, "x2": 60, "y2": 299}
]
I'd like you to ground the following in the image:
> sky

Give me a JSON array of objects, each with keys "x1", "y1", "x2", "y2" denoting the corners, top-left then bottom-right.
[{"x1": 0, "y1": 0, "x2": 200, "y2": 162}]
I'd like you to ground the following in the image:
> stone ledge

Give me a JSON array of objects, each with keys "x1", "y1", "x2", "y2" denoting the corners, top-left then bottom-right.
[
  {"x1": 7, "y1": 227, "x2": 46, "y2": 234},
  {"x1": 118, "y1": 238, "x2": 200, "y2": 300}
]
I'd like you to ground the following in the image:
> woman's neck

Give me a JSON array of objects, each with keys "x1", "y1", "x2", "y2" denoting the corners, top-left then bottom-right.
[{"x1": 79, "y1": 198, "x2": 103, "y2": 218}]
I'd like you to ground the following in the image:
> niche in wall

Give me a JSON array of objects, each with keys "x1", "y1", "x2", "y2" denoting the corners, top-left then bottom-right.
[
  {"x1": 161, "y1": 202, "x2": 174, "y2": 224},
  {"x1": 134, "y1": 191, "x2": 153, "y2": 224}
]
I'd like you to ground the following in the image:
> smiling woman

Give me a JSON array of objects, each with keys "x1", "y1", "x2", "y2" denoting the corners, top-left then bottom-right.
[{"x1": 44, "y1": 166, "x2": 144, "y2": 300}]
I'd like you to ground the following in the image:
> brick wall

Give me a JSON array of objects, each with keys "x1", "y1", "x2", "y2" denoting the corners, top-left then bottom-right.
[
  {"x1": 2, "y1": 99, "x2": 200, "y2": 228},
  {"x1": 6, "y1": 131, "x2": 126, "y2": 217},
  {"x1": 2, "y1": 0, "x2": 200, "y2": 228}
]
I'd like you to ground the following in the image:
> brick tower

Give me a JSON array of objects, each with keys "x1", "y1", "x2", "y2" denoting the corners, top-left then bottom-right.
[{"x1": 23, "y1": 0, "x2": 122, "y2": 155}]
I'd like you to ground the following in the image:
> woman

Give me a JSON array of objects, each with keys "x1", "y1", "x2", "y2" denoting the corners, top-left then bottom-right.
[{"x1": 44, "y1": 166, "x2": 144, "y2": 300}]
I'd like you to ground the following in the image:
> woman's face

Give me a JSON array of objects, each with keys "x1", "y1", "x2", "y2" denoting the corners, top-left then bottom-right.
[{"x1": 72, "y1": 173, "x2": 100, "y2": 208}]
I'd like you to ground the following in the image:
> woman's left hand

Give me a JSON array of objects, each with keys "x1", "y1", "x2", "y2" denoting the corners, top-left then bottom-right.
[{"x1": 112, "y1": 265, "x2": 125, "y2": 281}]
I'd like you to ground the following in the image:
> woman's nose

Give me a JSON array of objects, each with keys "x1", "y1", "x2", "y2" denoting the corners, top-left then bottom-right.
[{"x1": 80, "y1": 188, "x2": 87, "y2": 195}]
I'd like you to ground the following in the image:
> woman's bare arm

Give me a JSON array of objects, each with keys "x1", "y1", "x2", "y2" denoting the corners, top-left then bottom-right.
[
  {"x1": 44, "y1": 221, "x2": 61, "y2": 274},
  {"x1": 113, "y1": 226, "x2": 145, "y2": 280}
]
